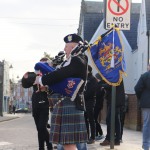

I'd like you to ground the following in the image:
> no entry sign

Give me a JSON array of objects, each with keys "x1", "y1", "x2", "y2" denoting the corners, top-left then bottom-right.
[{"x1": 105, "y1": 0, "x2": 131, "y2": 30}]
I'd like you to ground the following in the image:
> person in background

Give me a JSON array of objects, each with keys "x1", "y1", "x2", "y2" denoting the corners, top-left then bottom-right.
[
  {"x1": 22, "y1": 57, "x2": 53, "y2": 150},
  {"x1": 134, "y1": 64, "x2": 150, "y2": 150},
  {"x1": 33, "y1": 33, "x2": 88, "y2": 150},
  {"x1": 84, "y1": 65, "x2": 97, "y2": 144},
  {"x1": 94, "y1": 73, "x2": 105, "y2": 140},
  {"x1": 12, "y1": 105, "x2": 16, "y2": 115},
  {"x1": 120, "y1": 93, "x2": 129, "y2": 142},
  {"x1": 100, "y1": 81, "x2": 125, "y2": 146}
]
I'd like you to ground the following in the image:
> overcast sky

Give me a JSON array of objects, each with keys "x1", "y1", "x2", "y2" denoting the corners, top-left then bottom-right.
[{"x1": 0, "y1": 0, "x2": 142, "y2": 79}]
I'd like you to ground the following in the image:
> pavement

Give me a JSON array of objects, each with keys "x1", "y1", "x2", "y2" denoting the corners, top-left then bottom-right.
[
  {"x1": 0, "y1": 113, "x2": 143, "y2": 150},
  {"x1": 0, "y1": 112, "x2": 20, "y2": 123}
]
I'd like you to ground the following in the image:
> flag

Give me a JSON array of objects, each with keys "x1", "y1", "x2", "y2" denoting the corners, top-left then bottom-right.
[{"x1": 88, "y1": 28, "x2": 126, "y2": 86}]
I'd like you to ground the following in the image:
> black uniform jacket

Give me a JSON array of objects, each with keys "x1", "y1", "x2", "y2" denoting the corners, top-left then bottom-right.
[
  {"x1": 95, "y1": 80, "x2": 105, "y2": 110},
  {"x1": 134, "y1": 71, "x2": 150, "y2": 108},
  {"x1": 84, "y1": 73, "x2": 97, "y2": 106},
  {"x1": 103, "y1": 81, "x2": 125, "y2": 108},
  {"x1": 21, "y1": 72, "x2": 49, "y2": 116}
]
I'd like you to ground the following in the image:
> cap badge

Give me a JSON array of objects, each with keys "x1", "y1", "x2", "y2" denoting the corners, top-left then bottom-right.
[{"x1": 68, "y1": 35, "x2": 72, "y2": 42}]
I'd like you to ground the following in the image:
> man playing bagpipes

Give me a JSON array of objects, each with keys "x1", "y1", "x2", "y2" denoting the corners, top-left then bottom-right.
[{"x1": 33, "y1": 33, "x2": 89, "y2": 150}]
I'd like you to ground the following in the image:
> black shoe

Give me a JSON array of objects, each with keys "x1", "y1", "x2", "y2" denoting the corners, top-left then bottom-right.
[
  {"x1": 87, "y1": 138, "x2": 95, "y2": 144},
  {"x1": 47, "y1": 143, "x2": 53, "y2": 150},
  {"x1": 100, "y1": 139, "x2": 110, "y2": 146},
  {"x1": 53, "y1": 145, "x2": 57, "y2": 149},
  {"x1": 47, "y1": 146, "x2": 53, "y2": 150},
  {"x1": 115, "y1": 141, "x2": 120, "y2": 145},
  {"x1": 47, "y1": 124, "x2": 51, "y2": 128},
  {"x1": 47, "y1": 148, "x2": 53, "y2": 150}
]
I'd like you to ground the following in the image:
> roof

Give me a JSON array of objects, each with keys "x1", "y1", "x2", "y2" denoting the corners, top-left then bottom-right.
[
  {"x1": 83, "y1": 13, "x2": 103, "y2": 42},
  {"x1": 81, "y1": 1, "x2": 104, "y2": 13},
  {"x1": 78, "y1": 1, "x2": 141, "y2": 51},
  {"x1": 123, "y1": 13, "x2": 140, "y2": 50}
]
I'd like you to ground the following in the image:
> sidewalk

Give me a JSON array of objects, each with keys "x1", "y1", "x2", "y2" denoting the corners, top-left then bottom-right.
[
  {"x1": 0, "y1": 112, "x2": 20, "y2": 123},
  {"x1": 0, "y1": 113, "x2": 143, "y2": 150},
  {"x1": 88, "y1": 124, "x2": 143, "y2": 150}
]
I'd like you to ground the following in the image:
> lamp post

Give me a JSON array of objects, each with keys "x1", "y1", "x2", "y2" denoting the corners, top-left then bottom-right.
[{"x1": 9, "y1": 64, "x2": 13, "y2": 114}]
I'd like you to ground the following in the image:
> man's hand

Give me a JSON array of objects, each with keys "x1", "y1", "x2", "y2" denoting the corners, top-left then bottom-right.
[
  {"x1": 33, "y1": 76, "x2": 46, "y2": 92},
  {"x1": 33, "y1": 76, "x2": 41, "y2": 85}
]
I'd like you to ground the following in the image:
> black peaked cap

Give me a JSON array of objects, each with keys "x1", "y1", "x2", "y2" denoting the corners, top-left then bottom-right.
[{"x1": 64, "y1": 33, "x2": 83, "y2": 43}]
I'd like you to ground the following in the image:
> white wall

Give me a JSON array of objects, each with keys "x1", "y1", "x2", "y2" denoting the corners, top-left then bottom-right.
[
  {"x1": 135, "y1": 0, "x2": 147, "y2": 82},
  {"x1": 120, "y1": 32, "x2": 135, "y2": 94}
]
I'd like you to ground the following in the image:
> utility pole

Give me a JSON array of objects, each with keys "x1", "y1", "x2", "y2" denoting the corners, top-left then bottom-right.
[
  {"x1": 147, "y1": 30, "x2": 150, "y2": 65},
  {"x1": 0, "y1": 61, "x2": 4, "y2": 116}
]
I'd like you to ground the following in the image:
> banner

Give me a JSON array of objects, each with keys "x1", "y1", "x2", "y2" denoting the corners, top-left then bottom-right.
[{"x1": 88, "y1": 28, "x2": 126, "y2": 86}]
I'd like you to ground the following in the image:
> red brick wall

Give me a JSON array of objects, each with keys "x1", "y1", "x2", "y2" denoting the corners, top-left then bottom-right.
[
  {"x1": 124, "y1": 94, "x2": 142, "y2": 131},
  {"x1": 100, "y1": 94, "x2": 142, "y2": 131}
]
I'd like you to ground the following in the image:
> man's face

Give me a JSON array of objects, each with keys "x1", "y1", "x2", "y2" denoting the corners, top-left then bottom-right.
[{"x1": 64, "y1": 42, "x2": 77, "y2": 59}]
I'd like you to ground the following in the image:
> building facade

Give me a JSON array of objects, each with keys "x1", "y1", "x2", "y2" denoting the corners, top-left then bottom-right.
[
  {"x1": 78, "y1": 0, "x2": 142, "y2": 130},
  {"x1": 0, "y1": 60, "x2": 12, "y2": 115},
  {"x1": 13, "y1": 80, "x2": 33, "y2": 112}
]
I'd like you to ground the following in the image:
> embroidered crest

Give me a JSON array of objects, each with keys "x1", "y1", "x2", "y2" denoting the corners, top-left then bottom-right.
[
  {"x1": 67, "y1": 80, "x2": 75, "y2": 88},
  {"x1": 99, "y1": 42, "x2": 122, "y2": 71}
]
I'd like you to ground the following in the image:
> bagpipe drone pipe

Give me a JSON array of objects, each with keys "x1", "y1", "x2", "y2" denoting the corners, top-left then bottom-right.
[{"x1": 34, "y1": 41, "x2": 89, "y2": 101}]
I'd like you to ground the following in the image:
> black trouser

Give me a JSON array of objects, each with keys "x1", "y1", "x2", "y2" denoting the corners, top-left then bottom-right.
[
  {"x1": 94, "y1": 107, "x2": 103, "y2": 136},
  {"x1": 120, "y1": 111, "x2": 126, "y2": 140},
  {"x1": 84, "y1": 104, "x2": 95, "y2": 140},
  {"x1": 105, "y1": 106, "x2": 121, "y2": 142},
  {"x1": 33, "y1": 109, "x2": 52, "y2": 150}
]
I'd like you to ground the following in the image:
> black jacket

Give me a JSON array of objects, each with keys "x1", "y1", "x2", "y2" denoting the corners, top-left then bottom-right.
[
  {"x1": 103, "y1": 81, "x2": 125, "y2": 108},
  {"x1": 134, "y1": 71, "x2": 150, "y2": 108},
  {"x1": 84, "y1": 73, "x2": 97, "y2": 106},
  {"x1": 95, "y1": 80, "x2": 105, "y2": 110},
  {"x1": 21, "y1": 73, "x2": 49, "y2": 116}
]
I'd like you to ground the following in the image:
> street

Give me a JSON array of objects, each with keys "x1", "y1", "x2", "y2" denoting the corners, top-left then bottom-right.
[
  {"x1": 0, "y1": 114, "x2": 99, "y2": 150},
  {"x1": 0, "y1": 114, "x2": 38, "y2": 150},
  {"x1": 0, "y1": 113, "x2": 143, "y2": 150},
  {"x1": 0, "y1": 113, "x2": 100, "y2": 150}
]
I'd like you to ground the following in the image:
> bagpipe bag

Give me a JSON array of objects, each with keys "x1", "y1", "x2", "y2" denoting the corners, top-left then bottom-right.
[{"x1": 34, "y1": 62, "x2": 84, "y2": 101}]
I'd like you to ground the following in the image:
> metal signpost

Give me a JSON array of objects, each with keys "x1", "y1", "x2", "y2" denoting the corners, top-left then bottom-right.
[
  {"x1": 0, "y1": 62, "x2": 4, "y2": 116},
  {"x1": 104, "y1": 0, "x2": 131, "y2": 149}
]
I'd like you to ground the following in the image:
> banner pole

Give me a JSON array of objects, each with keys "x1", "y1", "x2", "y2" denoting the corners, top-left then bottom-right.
[{"x1": 110, "y1": 86, "x2": 116, "y2": 149}]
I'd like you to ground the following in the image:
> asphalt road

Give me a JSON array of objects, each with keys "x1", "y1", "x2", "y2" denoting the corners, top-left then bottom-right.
[
  {"x1": 0, "y1": 113, "x2": 143, "y2": 150},
  {"x1": 0, "y1": 114, "x2": 38, "y2": 150},
  {"x1": 0, "y1": 114, "x2": 103, "y2": 150}
]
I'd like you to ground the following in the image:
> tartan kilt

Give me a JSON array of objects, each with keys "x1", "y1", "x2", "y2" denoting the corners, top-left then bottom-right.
[{"x1": 49, "y1": 96, "x2": 87, "y2": 144}]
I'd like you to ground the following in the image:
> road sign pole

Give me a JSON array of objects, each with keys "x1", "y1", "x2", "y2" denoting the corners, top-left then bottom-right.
[{"x1": 110, "y1": 86, "x2": 116, "y2": 149}]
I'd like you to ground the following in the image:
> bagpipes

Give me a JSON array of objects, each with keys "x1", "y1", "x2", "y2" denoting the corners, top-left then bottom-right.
[
  {"x1": 70, "y1": 40, "x2": 89, "y2": 57},
  {"x1": 34, "y1": 41, "x2": 89, "y2": 101}
]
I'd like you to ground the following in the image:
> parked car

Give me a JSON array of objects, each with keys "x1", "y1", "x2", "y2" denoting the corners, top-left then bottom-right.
[{"x1": 15, "y1": 108, "x2": 29, "y2": 113}]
